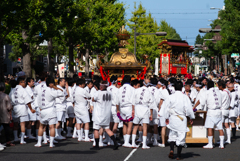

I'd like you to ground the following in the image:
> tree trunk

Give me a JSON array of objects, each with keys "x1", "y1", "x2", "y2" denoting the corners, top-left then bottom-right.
[
  {"x1": 68, "y1": 37, "x2": 74, "y2": 78},
  {"x1": 85, "y1": 48, "x2": 89, "y2": 78},
  {"x1": 219, "y1": 55, "x2": 224, "y2": 73},
  {"x1": 48, "y1": 38, "x2": 55, "y2": 77},
  {"x1": 22, "y1": 31, "x2": 31, "y2": 78},
  {"x1": 0, "y1": 41, "x2": 4, "y2": 81}
]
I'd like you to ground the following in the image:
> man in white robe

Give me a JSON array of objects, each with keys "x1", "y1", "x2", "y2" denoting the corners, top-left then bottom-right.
[
  {"x1": 193, "y1": 81, "x2": 224, "y2": 149},
  {"x1": 117, "y1": 75, "x2": 135, "y2": 148},
  {"x1": 218, "y1": 80, "x2": 231, "y2": 144},
  {"x1": 11, "y1": 77, "x2": 35, "y2": 144},
  {"x1": 132, "y1": 83, "x2": 154, "y2": 149},
  {"x1": 34, "y1": 77, "x2": 64, "y2": 148},
  {"x1": 73, "y1": 79, "x2": 92, "y2": 142},
  {"x1": 228, "y1": 83, "x2": 238, "y2": 139},
  {"x1": 25, "y1": 77, "x2": 36, "y2": 139},
  {"x1": 55, "y1": 78, "x2": 69, "y2": 140},
  {"x1": 160, "y1": 81, "x2": 195, "y2": 160},
  {"x1": 90, "y1": 81, "x2": 119, "y2": 150},
  {"x1": 158, "y1": 79, "x2": 170, "y2": 147},
  {"x1": 107, "y1": 76, "x2": 120, "y2": 145}
]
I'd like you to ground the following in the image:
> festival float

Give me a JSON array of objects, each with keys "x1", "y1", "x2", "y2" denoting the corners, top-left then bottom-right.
[
  {"x1": 97, "y1": 26, "x2": 148, "y2": 83},
  {"x1": 158, "y1": 39, "x2": 193, "y2": 75}
]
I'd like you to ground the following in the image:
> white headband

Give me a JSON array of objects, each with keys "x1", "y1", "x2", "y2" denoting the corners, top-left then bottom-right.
[
  {"x1": 111, "y1": 80, "x2": 117, "y2": 84},
  {"x1": 100, "y1": 82, "x2": 109, "y2": 87},
  {"x1": 195, "y1": 84, "x2": 202, "y2": 87},
  {"x1": 143, "y1": 82, "x2": 151, "y2": 87},
  {"x1": 158, "y1": 81, "x2": 165, "y2": 86}
]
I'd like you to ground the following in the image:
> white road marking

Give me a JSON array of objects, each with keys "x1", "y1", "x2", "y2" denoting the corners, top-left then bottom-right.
[{"x1": 123, "y1": 143, "x2": 141, "y2": 161}]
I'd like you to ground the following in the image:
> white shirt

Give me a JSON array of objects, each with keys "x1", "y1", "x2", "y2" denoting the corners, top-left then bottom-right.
[
  {"x1": 194, "y1": 88, "x2": 206, "y2": 110},
  {"x1": 73, "y1": 86, "x2": 91, "y2": 117},
  {"x1": 118, "y1": 84, "x2": 135, "y2": 115},
  {"x1": 92, "y1": 90, "x2": 113, "y2": 125},
  {"x1": 200, "y1": 87, "x2": 222, "y2": 117},
  {"x1": 148, "y1": 86, "x2": 161, "y2": 118},
  {"x1": 33, "y1": 81, "x2": 47, "y2": 110},
  {"x1": 55, "y1": 85, "x2": 67, "y2": 112},
  {"x1": 39, "y1": 87, "x2": 64, "y2": 120},
  {"x1": 66, "y1": 86, "x2": 73, "y2": 103},
  {"x1": 134, "y1": 86, "x2": 155, "y2": 118},
  {"x1": 11, "y1": 85, "x2": 32, "y2": 117},
  {"x1": 220, "y1": 89, "x2": 231, "y2": 116},
  {"x1": 229, "y1": 90, "x2": 238, "y2": 117},
  {"x1": 160, "y1": 91, "x2": 195, "y2": 132}
]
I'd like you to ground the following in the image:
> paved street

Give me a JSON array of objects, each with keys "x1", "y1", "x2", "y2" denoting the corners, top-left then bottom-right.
[{"x1": 1, "y1": 131, "x2": 240, "y2": 161}]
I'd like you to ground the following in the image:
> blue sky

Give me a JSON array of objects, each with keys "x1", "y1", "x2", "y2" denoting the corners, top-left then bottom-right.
[{"x1": 121, "y1": 0, "x2": 224, "y2": 46}]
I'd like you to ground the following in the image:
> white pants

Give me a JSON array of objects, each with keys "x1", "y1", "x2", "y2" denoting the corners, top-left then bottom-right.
[
  {"x1": 168, "y1": 130, "x2": 186, "y2": 146},
  {"x1": 204, "y1": 116, "x2": 223, "y2": 130}
]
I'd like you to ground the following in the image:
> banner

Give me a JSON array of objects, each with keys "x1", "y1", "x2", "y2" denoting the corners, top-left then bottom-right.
[{"x1": 58, "y1": 63, "x2": 65, "y2": 78}]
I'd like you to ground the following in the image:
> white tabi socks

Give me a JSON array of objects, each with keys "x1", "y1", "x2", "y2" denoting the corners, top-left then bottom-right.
[
  {"x1": 84, "y1": 130, "x2": 90, "y2": 142},
  {"x1": 153, "y1": 134, "x2": 159, "y2": 146},
  {"x1": 142, "y1": 136, "x2": 150, "y2": 149},
  {"x1": 72, "y1": 127, "x2": 78, "y2": 138},
  {"x1": 219, "y1": 136, "x2": 224, "y2": 149},
  {"x1": 77, "y1": 130, "x2": 82, "y2": 141},
  {"x1": 43, "y1": 132, "x2": 48, "y2": 144},
  {"x1": 20, "y1": 132, "x2": 26, "y2": 144},
  {"x1": 226, "y1": 128, "x2": 231, "y2": 144},
  {"x1": 50, "y1": 136, "x2": 55, "y2": 148},
  {"x1": 203, "y1": 136, "x2": 213, "y2": 149},
  {"x1": 132, "y1": 134, "x2": 137, "y2": 148},
  {"x1": 34, "y1": 136, "x2": 42, "y2": 147},
  {"x1": 123, "y1": 134, "x2": 131, "y2": 147},
  {"x1": 99, "y1": 135, "x2": 107, "y2": 147}
]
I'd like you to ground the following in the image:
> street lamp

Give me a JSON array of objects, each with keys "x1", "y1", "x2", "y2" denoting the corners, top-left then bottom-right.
[
  {"x1": 210, "y1": 6, "x2": 225, "y2": 10},
  {"x1": 134, "y1": 27, "x2": 167, "y2": 55}
]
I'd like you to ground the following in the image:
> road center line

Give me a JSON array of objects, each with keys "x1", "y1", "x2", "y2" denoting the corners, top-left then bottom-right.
[{"x1": 123, "y1": 143, "x2": 141, "y2": 161}]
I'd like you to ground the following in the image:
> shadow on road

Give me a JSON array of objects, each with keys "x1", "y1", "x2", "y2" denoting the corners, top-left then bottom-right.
[{"x1": 182, "y1": 152, "x2": 201, "y2": 159}]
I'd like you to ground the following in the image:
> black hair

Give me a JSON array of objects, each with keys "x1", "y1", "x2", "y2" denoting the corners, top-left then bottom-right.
[
  {"x1": 168, "y1": 77, "x2": 177, "y2": 86},
  {"x1": 218, "y1": 80, "x2": 226, "y2": 89},
  {"x1": 93, "y1": 75, "x2": 101, "y2": 82},
  {"x1": 40, "y1": 71, "x2": 48, "y2": 81},
  {"x1": 139, "y1": 80, "x2": 144, "y2": 87},
  {"x1": 150, "y1": 78, "x2": 158, "y2": 85},
  {"x1": 0, "y1": 82, "x2": 5, "y2": 92},
  {"x1": 46, "y1": 77, "x2": 55, "y2": 87},
  {"x1": 58, "y1": 78, "x2": 65, "y2": 85},
  {"x1": 93, "y1": 81, "x2": 99, "y2": 90},
  {"x1": 110, "y1": 75, "x2": 117, "y2": 83},
  {"x1": 26, "y1": 77, "x2": 34, "y2": 84},
  {"x1": 76, "y1": 79, "x2": 85, "y2": 86},
  {"x1": 9, "y1": 80, "x2": 17, "y2": 88},
  {"x1": 207, "y1": 80, "x2": 214, "y2": 90},
  {"x1": 17, "y1": 77, "x2": 25, "y2": 84},
  {"x1": 122, "y1": 75, "x2": 131, "y2": 84},
  {"x1": 67, "y1": 78, "x2": 74, "y2": 86},
  {"x1": 174, "y1": 81, "x2": 183, "y2": 91},
  {"x1": 86, "y1": 80, "x2": 93, "y2": 85},
  {"x1": 196, "y1": 80, "x2": 204, "y2": 88},
  {"x1": 131, "y1": 79, "x2": 139, "y2": 87}
]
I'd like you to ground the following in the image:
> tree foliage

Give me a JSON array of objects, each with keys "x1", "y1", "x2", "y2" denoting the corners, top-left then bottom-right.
[{"x1": 126, "y1": 3, "x2": 181, "y2": 65}]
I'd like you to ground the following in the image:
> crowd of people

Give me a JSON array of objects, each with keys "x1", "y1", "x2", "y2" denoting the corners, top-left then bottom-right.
[{"x1": 0, "y1": 70, "x2": 240, "y2": 160}]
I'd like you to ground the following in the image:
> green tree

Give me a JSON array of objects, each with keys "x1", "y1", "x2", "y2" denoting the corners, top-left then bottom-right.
[
  {"x1": 126, "y1": 3, "x2": 181, "y2": 65},
  {"x1": 0, "y1": 0, "x2": 29, "y2": 81},
  {"x1": 195, "y1": 34, "x2": 203, "y2": 45}
]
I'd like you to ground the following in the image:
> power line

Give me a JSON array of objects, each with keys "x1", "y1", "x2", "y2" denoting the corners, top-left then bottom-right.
[{"x1": 127, "y1": 12, "x2": 218, "y2": 14}]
